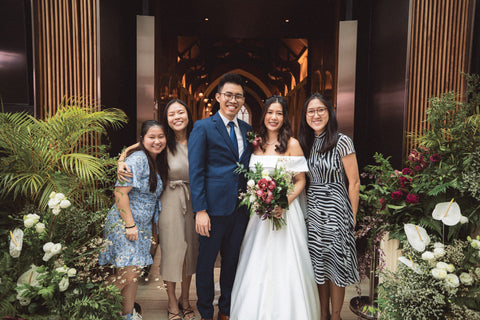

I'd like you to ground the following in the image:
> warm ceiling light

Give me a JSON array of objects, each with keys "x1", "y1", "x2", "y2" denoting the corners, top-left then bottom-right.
[
  {"x1": 204, "y1": 17, "x2": 209, "y2": 21},
  {"x1": 207, "y1": 103, "x2": 212, "y2": 107},
  {"x1": 203, "y1": 98, "x2": 209, "y2": 103},
  {"x1": 198, "y1": 92, "x2": 204, "y2": 97},
  {"x1": 285, "y1": 19, "x2": 290, "y2": 23}
]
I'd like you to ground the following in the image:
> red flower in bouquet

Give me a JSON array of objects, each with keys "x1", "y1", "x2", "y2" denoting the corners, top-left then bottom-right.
[
  {"x1": 246, "y1": 131, "x2": 262, "y2": 150},
  {"x1": 235, "y1": 162, "x2": 294, "y2": 230}
]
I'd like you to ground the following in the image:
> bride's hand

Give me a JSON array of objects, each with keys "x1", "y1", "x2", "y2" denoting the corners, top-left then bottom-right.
[{"x1": 273, "y1": 206, "x2": 284, "y2": 219}]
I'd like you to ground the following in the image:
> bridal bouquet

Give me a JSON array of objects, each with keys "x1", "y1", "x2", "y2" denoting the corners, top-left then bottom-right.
[{"x1": 236, "y1": 161, "x2": 294, "y2": 230}]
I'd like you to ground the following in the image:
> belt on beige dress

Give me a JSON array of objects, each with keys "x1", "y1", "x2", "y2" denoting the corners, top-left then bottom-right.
[{"x1": 168, "y1": 180, "x2": 190, "y2": 215}]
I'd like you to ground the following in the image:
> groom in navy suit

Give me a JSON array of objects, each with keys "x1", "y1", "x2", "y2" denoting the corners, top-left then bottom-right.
[{"x1": 188, "y1": 73, "x2": 252, "y2": 320}]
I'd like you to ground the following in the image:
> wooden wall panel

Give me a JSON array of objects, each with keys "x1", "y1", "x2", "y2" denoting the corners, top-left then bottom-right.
[
  {"x1": 34, "y1": 0, "x2": 99, "y2": 118},
  {"x1": 406, "y1": 0, "x2": 475, "y2": 154}
]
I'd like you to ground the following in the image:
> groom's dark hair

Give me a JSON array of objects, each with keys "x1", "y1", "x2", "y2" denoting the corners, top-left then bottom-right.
[{"x1": 217, "y1": 73, "x2": 245, "y2": 94}]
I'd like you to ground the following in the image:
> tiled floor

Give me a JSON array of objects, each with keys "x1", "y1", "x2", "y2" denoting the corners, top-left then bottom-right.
[{"x1": 136, "y1": 268, "x2": 369, "y2": 320}]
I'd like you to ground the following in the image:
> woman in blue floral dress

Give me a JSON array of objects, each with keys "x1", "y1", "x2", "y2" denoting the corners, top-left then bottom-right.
[{"x1": 99, "y1": 120, "x2": 168, "y2": 320}]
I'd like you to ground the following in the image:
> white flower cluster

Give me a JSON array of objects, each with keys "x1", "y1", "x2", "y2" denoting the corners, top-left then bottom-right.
[
  {"x1": 23, "y1": 213, "x2": 45, "y2": 233},
  {"x1": 55, "y1": 265, "x2": 77, "y2": 292},
  {"x1": 48, "y1": 192, "x2": 71, "y2": 215},
  {"x1": 468, "y1": 235, "x2": 480, "y2": 258}
]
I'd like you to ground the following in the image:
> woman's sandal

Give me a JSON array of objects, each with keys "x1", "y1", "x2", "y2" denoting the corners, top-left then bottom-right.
[
  {"x1": 167, "y1": 310, "x2": 182, "y2": 320},
  {"x1": 179, "y1": 301, "x2": 196, "y2": 320}
]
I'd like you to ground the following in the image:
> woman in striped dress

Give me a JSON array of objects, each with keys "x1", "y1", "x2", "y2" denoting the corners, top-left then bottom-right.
[{"x1": 298, "y1": 93, "x2": 360, "y2": 320}]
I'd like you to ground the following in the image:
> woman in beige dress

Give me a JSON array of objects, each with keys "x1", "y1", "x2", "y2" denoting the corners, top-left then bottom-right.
[{"x1": 119, "y1": 99, "x2": 198, "y2": 320}]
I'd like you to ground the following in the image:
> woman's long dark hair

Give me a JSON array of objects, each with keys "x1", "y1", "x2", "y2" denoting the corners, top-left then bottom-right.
[
  {"x1": 126, "y1": 120, "x2": 168, "y2": 193},
  {"x1": 257, "y1": 95, "x2": 292, "y2": 154},
  {"x1": 298, "y1": 93, "x2": 339, "y2": 158},
  {"x1": 162, "y1": 99, "x2": 193, "y2": 155}
]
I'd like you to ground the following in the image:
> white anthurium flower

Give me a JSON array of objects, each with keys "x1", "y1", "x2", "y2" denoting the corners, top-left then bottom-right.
[
  {"x1": 9, "y1": 228, "x2": 24, "y2": 258},
  {"x1": 398, "y1": 256, "x2": 423, "y2": 274},
  {"x1": 432, "y1": 199, "x2": 461, "y2": 226},
  {"x1": 404, "y1": 223, "x2": 430, "y2": 252},
  {"x1": 445, "y1": 274, "x2": 460, "y2": 288},
  {"x1": 59, "y1": 276, "x2": 69, "y2": 292},
  {"x1": 59, "y1": 199, "x2": 71, "y2": 209},
  {"x1": 459, "y1": 272, "x2": 474, "y2": 286},
  {"x1": 43, "y1": 242, "x2": 62, "y2": 261},
  {"x1": 459, "y1": 215, "x2": 469, "y2": 224},
  {"x1": 35, "y1": 222, "x2": 46, "y2": 234},
  {"x1": 247, "y1": 180, "x2": 255, "y2": 188},
  {"x1": 17, "y1": 264, "x2": 42, "y2": 288},
  {"x1": 431, "y1": 268, "x2": 447, "y2": 280}
]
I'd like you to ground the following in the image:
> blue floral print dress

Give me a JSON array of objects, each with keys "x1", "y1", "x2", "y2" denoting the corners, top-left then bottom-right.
[{"x1": 99, "y1": 151, "x2": 163, "y2": 267}]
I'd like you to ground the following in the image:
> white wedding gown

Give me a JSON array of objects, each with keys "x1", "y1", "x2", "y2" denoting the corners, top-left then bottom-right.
[{"x1": 231, "y1": 155, "x2": 320, "y2": 320}]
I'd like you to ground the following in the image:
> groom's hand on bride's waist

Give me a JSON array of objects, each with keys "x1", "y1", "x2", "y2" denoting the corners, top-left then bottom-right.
[{"x1": 195, "y1": 210, "x2": 211, "y2": 237}]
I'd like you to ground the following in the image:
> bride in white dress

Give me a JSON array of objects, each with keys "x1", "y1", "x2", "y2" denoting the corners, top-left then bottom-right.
[{"x1": 231, "y1": 96, "x2": 320, "y2": 320}]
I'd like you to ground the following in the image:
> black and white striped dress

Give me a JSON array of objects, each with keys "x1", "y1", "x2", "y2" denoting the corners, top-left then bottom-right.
[{"x1": 306, "y1": 131, "x2": 359, "y2": 287}]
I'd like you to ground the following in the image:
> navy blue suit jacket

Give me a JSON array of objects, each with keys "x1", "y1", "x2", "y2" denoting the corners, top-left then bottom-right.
[{"x1": 188, "y1": 112, "x2": 252, "y2": 216}]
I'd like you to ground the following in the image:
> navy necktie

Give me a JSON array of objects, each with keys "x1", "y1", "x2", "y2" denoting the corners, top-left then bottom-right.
[{"x1": 228, "y1": 121, "x2": 238, "y2": 157}]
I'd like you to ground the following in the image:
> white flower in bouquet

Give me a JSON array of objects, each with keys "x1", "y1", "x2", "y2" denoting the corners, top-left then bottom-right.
[
  {"x1": 471, "y1": 239, "x2": 480, "y2": 249},
  {"x1": 432, "y1": 199, "x2": 461, "y2": 226},
  {"x1": 459, "y1": 215, "x2": 469, "y2": 224},
  {"x1": 67, "y1": 268, "x2": 77, "y2": 277},
  {"x1": 421, "y1": 251, "x2": 435, "y2": 261},
  {"x1": 475, "y1": 267, "x2": 480, "y2": 277},
  {"x1": 43, "y1": 242, "x2": 62, "y2": 261},
  {"x1": 431, "y1": 267, "x2": 447, "y2": 279},
  {"x1": 23, "y1": 213, "x2": 40, "y2": 228},
  {"x1": 445, "y1": 273, "x2": 460, "y2": 288},
  {"x1": 404, "y1": 223, "x2": 430, "y2": 252},
  {"x1": 56, "y1": 265, "x2": 69, "y2": 274},
  {"x1": 433, "y1": 242, "x2": 445, "y2": 249},
  {"x1": 446, "y1": 264, "x2": 455, "y2": 273},
  {"x1": 247, "y1": 179, "x2": 255, "y2": 188},
  {"x1": 261, "y1": 170, "x2": 270, "y2": 178},
  {"x1": 59, "y1": 199, "x2": 71, "y2": 209},
  {"x1": 436, "y1": 261, "x2": 449, "y2": 270},
  {"x1": 433, "y1": 247, "x2": 446, "y2": 258},
  {"x1": 35, "y1": 222, "x2": 46, "y2": 233},
  {"x1": 52, "y1": 207, "x2": 61, "y2": 215},
  {"x1": 59, "y1": 276, "x2": 69, "y2": 292},
  {"x1": 249, "y1": 195, "x2": 256, "y2": 203},
  {"x1": 9, "y1": 228, "x2": 23, "y2": 258},
  {"x1": 16, "y1": 264, "x2": 42, "y2": 306},
  {"x1": 459, "y1": 272, "x2": 474, "y2": 286}
]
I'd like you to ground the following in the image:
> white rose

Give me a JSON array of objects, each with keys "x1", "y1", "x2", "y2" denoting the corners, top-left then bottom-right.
[
  {"x1": 59, "y1": 276, "x2": 69, "y2": 292},
  {"x1": 433, "y1": 247, "x2": 446, "y2": 258},
  {"x1": 431, "y1": 268, "x2": 447, "y2": 279},
  {"x1": 247, "y1": 180, "x2": 255, "y2": 188},
  {"x1": 436, "y1": 262, "x2": 449, "y2": 270},
  {"x1": 24, "y1": 214, "x2": 40, "y2": 228},
  {"x1": 54, "y1": 193, "x2": 66, "y2": 201},
  {"x1": 24, "y1": 217, "x2": 36, "y2": 228},
  {"x1": 59, "y1": 199, "x2": 71, "y2": 209},
  {"x1": 249, "y1": 195, "x2": 256, "y2": 203},
  {"x1": 475, "y1": 267, "x2": 480, "y2": 277},
  {"x1": 434, "y1": 242, "x2": 445, "y2": 249},
  {"x1": 446, "y1": 264, "x2": 455, "y2": 273},
  {"x1": 459, "y1": 272, "x2": 474, "y2": 286},
  {"x1": 471, "y1": 239, "x2": 480, "y2": 249},
  {"x1": 459, "y1": 215, "x2": 469, "y2": 224},
  {"x1": 52, "y1": 207, "x2": 61, "y2": 215},
  {"x1": 35, "y1": 222, "x2": 46, "y2": 233},
  {"x1": 421, "y1": 251, "x2": 435, "y2": 260},
  {"x1": 48, "y1": 197, "x2": 61, "y2": 208},
  {"x1": 67, "y1": 268, "x2": 77, "y2": 277},
  {"x1": 56, "y1": 266, "x2": 68, "y2": 274},
  {"x1": 445, "y1": 274, "x2": 460, "y2": 288}
]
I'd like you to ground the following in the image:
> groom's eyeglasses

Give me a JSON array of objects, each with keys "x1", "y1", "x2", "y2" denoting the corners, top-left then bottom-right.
[{"x1": 220, "y1": 92, "x2": 245, "y2": 101}]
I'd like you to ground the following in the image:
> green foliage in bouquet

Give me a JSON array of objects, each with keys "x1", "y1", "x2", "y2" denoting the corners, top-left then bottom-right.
[{"x1": 0, "y1": 97, "x2": 127, "y2": 210}]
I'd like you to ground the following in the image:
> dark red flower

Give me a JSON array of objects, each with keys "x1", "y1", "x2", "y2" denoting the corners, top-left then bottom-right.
[
  {"x1": 379, "y1": 198, "x2": 386, "y2": 210},
  {"x1": 401, "y1": 168, "x2": 414, "y2": 176},
  {"x1": 257, "y1": 178, "x2": 268, "y2": 190},
  {"x1": 391, "y1": 190, "x2": 404, "y2": 201},
  {"x1": 406, "y1": 193, "x2": 419, "y2": 204},
  {"x1": 429, "y1": 154, "x2": 441, "y2": 162}
]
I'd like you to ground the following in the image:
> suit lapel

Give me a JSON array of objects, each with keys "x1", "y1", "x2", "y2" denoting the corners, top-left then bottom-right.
[
  {"x1": 238, "y1": 120, "x2": 250, "y2": 161},
  {"x1": 213, "y1": 112, "x2": 238, "y2": 158}
]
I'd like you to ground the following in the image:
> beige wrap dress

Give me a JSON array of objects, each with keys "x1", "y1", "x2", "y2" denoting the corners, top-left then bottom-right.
[{"x1": 158, "y1": 143, "x2": 199, "y2": 281}]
